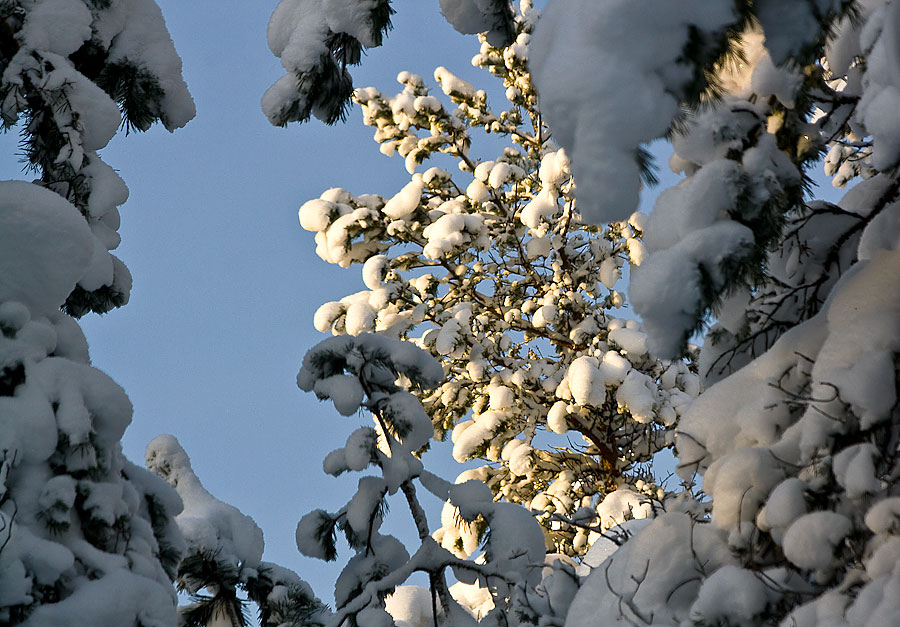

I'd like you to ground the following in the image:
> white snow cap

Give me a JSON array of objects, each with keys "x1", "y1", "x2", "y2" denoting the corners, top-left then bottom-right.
[
  {"x1": 146, "y1": 435, "x2": 265, "y2": 569},
  {"x1": 530, "y1": 0, "x2": 734, "y2": 224},
  {"x1": 0, "y1": 181, "x2": 94, "y2": 313},
  {"x1": 103, "y1": 0, "x2": 196, "y2": 130}
]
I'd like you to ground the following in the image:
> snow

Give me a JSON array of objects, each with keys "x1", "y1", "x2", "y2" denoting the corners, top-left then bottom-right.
[
  {"x1": 299, "y1": 198, "x2": 338, "y2": 232},
  {"x1": 323, "y1": 0, "x2": 382, "y2": 47},
  {"x1": 362, "y1": 255, "x2": 390, "y2": 290},
  {"x1": 21, "y1": 571, "x2": 177, "y2": 627},
  {"x1": 146, "y1": 434, "x2": 265, "y2": 571},
  {"x1": 631, "y1": 207, "x2": 756, "y2": 358},
  {"x1": 422, "y1": 212, "x2": 487, "y2": 259},
  {"x1": 314, "y1": 374, "x2": 365, "y2": 415},
  {"x1": 0, "y1": 211, "x2": 185, "y2": 624},
  {"x1": 0, "y1": 181, "x2": 94, "y2": 313},
  {"x1": 567, "y1": 513, "x2": 733, "y2": 626},
  {"x1": 267, "y1": 0, "x2": 330, "y2": 71},
  {"x1": 596, "y1": 489, "x2": 652, "y2": 529},
  {"x1": 703, "y1": 448, "x2": 785, "y2": 530},
  {"x1": 295, "y1": 509, "x2": 335, "y2": 560},
  {"x1": 487, "y1": 162, "x2": 524, "y2": 188},
  {"x1": 103, "y1": 0, "x2": 196, "y2": 130},
  {"x1": 546, "y1": 401, "x2": 569, "y2": 434},
  {"x1": 607, "y1": 327, "x2": 647, "y2": 358},
  {"x1": 343, "y1": 426, "x2": 378, "y2": 472},
  {"x1": 333, "y1": 533, "x2": 409, "y2": 607},
  {"x1": 530, "y1": 0, "x2": 734, "y2": 224},
  {"x1": 438, "y1": 0, "x2": 492, "y2": 36},
  {"x1": 383, "y1": 177, "x2": 424, "y2": 219},
  {"x1": 757, "y1": 478, "x2": 807, "y2": 544},
  {"x1": 856, "y1": 1, "x2": 900, "y2": 170},
  {"x1": 782, "y1": 511, "x2": 852, "y2": 571},
  {"x1": 520, "y1": 192, "x2": 557, "y2": 229},
  {"x1": 500, "y1": 439, "x2": 533, "y2": 476},
  {"x1": 314, "y1": 300, "x2": 346, "y2": 332},
  {"x1": 689, "y1": 565, "x2": 768, "y2": 626},
  {"x1": 384, "y1": 585, "x2": 434, "y2": 627},
  {"x1": 865, "y1": 537, "x2": 900, "y2": 580},
  {"x1": 615, "y1": 370, "x2": 656, "y2": 423},
  {"x1": 449, "y1": 479, "x2": 493, "y2": 520},
  {"x1": 19, "y1": 0, "x2": 93, "y2": 58},
  {"x1": 833, "y1": 443, "x2": 881, "y2": 498},
  {"x1": 346, "y1": 476, "x2": 388, "y2": 535},
  {"x1": 865, "y1": 497, "x2": 900, "y2": 535},
  {"x1": 434, "y1": 66, "x2": 477, "y2": 100}
]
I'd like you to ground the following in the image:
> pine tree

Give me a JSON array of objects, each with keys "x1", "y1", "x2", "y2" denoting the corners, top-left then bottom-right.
[
  {"x1": 294, "y1": 333, "x2": 568, "y2": 626},
  {"x1": 0, "y1": 183, "x2": 185, "y2": 625},
  {"x1": 145, "y1": 435, "x2": 330, "y2": 627},
  {"x1": 286, "y1": 5, "x2": 700, "y2": 557},
  {"x1": 0, "y1": 1, "x2": 194, "y2": 623},
  {"x1": 272, "y1": 0, "x2": 900, "y2": 623},
  {"x1": 527, "y1": 1, "x2": 900, "y2": 624},
  {"x1": 0, "y1": 0, "x2": 194, "y2": 316}
]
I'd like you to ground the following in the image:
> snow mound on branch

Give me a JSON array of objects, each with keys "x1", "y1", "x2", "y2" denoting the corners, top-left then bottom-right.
[
  {"x1": 782, "y1": 511, "x2": 851, "y2": 571},
  {"x1": 438, "y1": 0, "x2": 514, "y2": 48},
  {"x1": 530, "y1": 0, "x2": 734, "y2": 224},
  {"x1": 0, "y1": 181, "x2": 94, "y2": 313},
  {"x1": 855, "y1": 1, "x2": 900, "y2": 171},
  {"x1": 567, "y1": 513, "x2": 733, "y2": 626},
  {"x1": 102, "y1": 0, "x2": 196, "y2": 130},
  {"x1": 689, "y1": 565, "x2": 768, "y2": 626},
  {"x1": 146, "y1": 435, "x2": 264, "y2": 570},
  {"x1": 20, "y1": 571, "x2": 177, "y2": 627},
  {"x1": 20, "y1": 0, "x2": 92, "y2": 57},
  {"x1": 298, "y1": 333, "x2": 444, "y2": 395},
  {"x1": 596, "y1": 488, "x2": 652, "y2": 528},
  {"x1": 384, "y1": 585, "x2": 434, "y2": 627},
  {"x1": 314, "y1": 374, "x2": 365, "y2": 416}
]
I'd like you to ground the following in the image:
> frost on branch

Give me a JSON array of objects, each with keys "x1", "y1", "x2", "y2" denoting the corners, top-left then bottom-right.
[
  {"x1": 146, "y1": 435, "x2": 330, "y2": 627},
  {"x1": 0, "y1": 182, "x2": 184, "y2": 625},
  {"x1": 296, "y1": 7, "x2": 699, "y2": 558},
  {"x1": 296, "y1": 334, "x2": 570, "y2": 626},
  {"x1": 0, "y1": 0, "x2": 194, "y2": 316}
]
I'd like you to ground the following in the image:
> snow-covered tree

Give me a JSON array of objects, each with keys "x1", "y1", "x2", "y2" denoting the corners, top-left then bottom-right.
[
  {"x1": 269, "y1": 0, "x2": 900, "y2": 624},
  {"x1": 0, "y1": 0, "x2": 194, "y2": 316},
  {"x1": 146, "y1": 435, "x2": 330, "y2": 627},
  {"x1": 280, "y1": 5, "x2": 701, "y2": 557},
  {"x1": 294, "y1": 333, "x2": 575, "y2": 627},
  {"x1": 0, "y1": 164, "x2": 185, "y2": 625},
  {"x1": 0, "y1": 1, "x2": 195, "y2": 623},
  {"x1": 527, "y1": 1, "x2": 900, "y2": 625}
]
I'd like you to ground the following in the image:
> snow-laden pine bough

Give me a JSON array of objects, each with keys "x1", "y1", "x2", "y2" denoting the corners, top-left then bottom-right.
[
  {"x1": 295, "y1": 333, "x2": 573, "y2": 627},
  {"x1": 532, "y1": 0, "x2": 900, "y2": 624}
]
